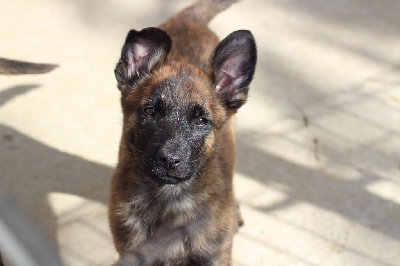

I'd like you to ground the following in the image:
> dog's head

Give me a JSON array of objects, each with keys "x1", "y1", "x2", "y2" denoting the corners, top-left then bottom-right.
[{"x1": 115, "y1": 27, "x2": 256, "y2": 185}]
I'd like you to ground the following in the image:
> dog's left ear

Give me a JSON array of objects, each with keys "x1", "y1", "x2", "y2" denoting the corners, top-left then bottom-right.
[
  {"x1": 115, "y1": 27, "x2": 172, "y2": 91},
  {"x1": 206, "y1": 30, "x2": 257, "y2": 110}
]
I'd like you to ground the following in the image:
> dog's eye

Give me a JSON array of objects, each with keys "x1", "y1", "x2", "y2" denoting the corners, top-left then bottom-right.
[
  {"x1": 194, "y1": 117, "x2": 209, "y2": 126},
  {"x1": 143, "y1": 107, "x2": 156, "y2": 117},
  {"x1": 191, "y1": 105, "x2": 211, "y2": 127}
]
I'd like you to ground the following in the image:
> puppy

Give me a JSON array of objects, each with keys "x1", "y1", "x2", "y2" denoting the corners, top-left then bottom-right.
[
  {"x1": 109, "y1": 0, "x2": 257, "y2": 265},
  {"x1": 0, "y1": 58, "x2": 57, "y2": 74}
]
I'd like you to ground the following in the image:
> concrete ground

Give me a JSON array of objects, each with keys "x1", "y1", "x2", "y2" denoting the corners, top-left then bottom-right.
[{"x1": 1, "y1": 0, "x2": 400, "y2": 265}]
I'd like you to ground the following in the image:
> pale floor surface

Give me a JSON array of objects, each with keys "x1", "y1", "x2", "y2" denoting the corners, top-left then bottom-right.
[{"x1": 1, "y1": 0, "x2": 400, "y2": 265}]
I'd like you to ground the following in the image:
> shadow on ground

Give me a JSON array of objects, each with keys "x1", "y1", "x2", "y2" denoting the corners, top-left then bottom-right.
[
  {"x1": 0, "y1": 86, "x2": 111, "y2": 260},
  {"x1": 236, "y1": 130, "x2": 400, "y2": 240}
]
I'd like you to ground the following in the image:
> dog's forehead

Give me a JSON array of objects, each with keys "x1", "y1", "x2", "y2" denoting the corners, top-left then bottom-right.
[
  {"x1": 145, "y1": 66, "x2": 214, "y2": 109},
  {"x1": 157, "y1": 76, "x2": 201, "y2": 103}
]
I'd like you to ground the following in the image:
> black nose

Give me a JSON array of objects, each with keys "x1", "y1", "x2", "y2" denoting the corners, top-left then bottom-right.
[{"x1": 157, "y1": 150, "x2": 182, "y2": 170}]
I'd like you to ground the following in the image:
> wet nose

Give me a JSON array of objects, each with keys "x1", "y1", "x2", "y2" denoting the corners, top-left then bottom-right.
[{"x1": 157, "y1": 150, "x2": 182, "y2": 170}]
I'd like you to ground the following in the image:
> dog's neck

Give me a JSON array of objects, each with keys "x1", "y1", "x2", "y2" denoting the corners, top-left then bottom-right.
[{"x1": 127, "y1": 172, "x2": 199, "y2": 218}]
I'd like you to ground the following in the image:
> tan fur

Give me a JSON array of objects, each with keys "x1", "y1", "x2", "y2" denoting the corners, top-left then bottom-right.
[{"x1": 109, "y1": 1, "x2": 254, "y2": 265}]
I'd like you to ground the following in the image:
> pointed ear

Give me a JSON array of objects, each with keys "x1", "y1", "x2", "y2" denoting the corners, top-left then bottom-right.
[
  {"x1": 115, "y1": 27, "x2": 172, "y2": 91},
  {"x1": 206, "y1": 30, "x2": 257, "y2": 109}
]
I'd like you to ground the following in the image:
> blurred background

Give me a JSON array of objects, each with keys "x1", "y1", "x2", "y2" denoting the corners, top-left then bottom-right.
[{"x1": 1, "y1": 0, "x2": 399, "y2": 265}]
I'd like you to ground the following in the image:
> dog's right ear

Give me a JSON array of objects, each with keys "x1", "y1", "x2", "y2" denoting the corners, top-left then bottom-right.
[{"x1": 115, "y1": 27, "x2": 172, "y2": 91}]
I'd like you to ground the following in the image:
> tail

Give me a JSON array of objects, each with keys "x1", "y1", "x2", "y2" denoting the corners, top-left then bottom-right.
[
  {"x1": 176, "y1": 0, "x2": 239, "y2": 25},
  {"x1": 0, "y1": 58, "x2": 57, "y2": 75}
]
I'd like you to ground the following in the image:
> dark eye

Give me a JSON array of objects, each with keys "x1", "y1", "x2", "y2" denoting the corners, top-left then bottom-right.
[
  {"x1": 194, "y1": 117, "x2": 209, "y2": 126},
  {"x1": 143, "y1": 107, "x2": 155, "y2": 117}
]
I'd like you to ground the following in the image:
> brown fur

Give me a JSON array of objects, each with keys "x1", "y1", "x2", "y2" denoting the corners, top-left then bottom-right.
[
  {"x1": 109, "y1": 0, "x2": 256, "y2": 265},
  {"x1": 110, "y1": 64, "x2": 235, "y2": 265}
]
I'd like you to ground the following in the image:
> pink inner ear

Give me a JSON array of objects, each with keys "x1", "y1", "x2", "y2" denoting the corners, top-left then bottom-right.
[
  {"x1": 215, "y1": 56, "x2": 244, "y2": 92},
  {"x1": 127, "y1": 49, "x2": 135, "y2": 78},
  {"x1": 216, "y1": 70, "x2": 233, "y2": 92},
  {"x1": 135, "y1": 43, "x2": 150, "y2": 58},
  {"x1": 127, "y1": 43, "x2": 152, "y2": 78}
]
